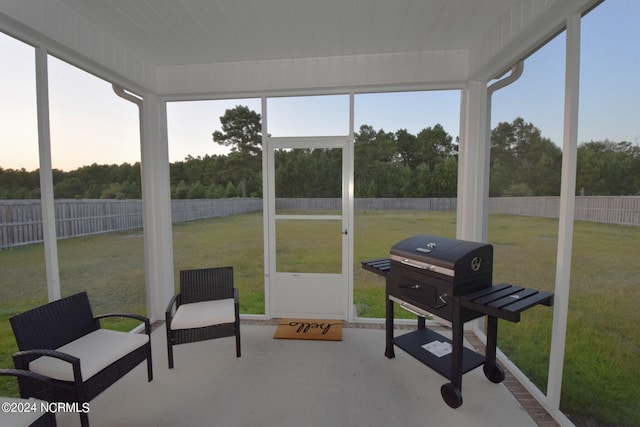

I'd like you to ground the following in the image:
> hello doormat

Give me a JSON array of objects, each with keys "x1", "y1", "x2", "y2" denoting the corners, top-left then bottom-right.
[{"x1": 273, "y1": 319, "x2": 343, "y2": 341}]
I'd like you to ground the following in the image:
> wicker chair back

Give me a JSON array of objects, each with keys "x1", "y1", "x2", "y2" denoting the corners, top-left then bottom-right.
[
  {"x1": 10, "y1": 292, "x2": 100, "y2": 352},
  {"x1": 179, "y1": 266, "x2": 234, "y2": 304}
]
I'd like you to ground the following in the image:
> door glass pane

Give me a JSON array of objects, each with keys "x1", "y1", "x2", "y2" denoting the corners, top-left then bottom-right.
[
  {"x1": 275, "y1": 218, "x2": 342, "y2": 273},
  {"x1": 274, "y1": 147, "x2": 342, "y2": 215}
]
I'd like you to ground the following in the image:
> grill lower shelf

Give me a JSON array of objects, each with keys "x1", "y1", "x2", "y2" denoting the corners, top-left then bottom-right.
[{"x1": 393, "y1": 328, "x2": 485, "y2": 379}]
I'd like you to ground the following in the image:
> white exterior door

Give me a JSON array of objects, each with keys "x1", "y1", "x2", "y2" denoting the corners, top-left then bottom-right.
[{"x1": 266, "y1": 136, "x2": 352, "y2": 319}]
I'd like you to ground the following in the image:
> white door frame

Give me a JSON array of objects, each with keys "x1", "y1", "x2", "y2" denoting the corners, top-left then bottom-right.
[{"x1": 262, "y1": 94, "x2": 355, "y2": 320}]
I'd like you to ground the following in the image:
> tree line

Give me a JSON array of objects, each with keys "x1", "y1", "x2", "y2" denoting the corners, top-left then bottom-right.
[{"x1": 1, "y1": 106, "x2": 639, "y2": 199}]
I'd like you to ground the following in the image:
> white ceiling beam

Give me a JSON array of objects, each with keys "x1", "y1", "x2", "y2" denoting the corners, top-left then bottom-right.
[{"x1": 156, "y1": 49, "x2": 468, "y2": 98}]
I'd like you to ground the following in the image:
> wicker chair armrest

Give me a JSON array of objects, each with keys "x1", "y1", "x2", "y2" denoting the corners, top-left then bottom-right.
[
  {"x1": 95, "y1": 313, "x2": 151, "y2": 336},
  {"x1": 234, "y1": 288, "x2": 239, "y2": 313},
  {"x1": 165, "y1": 294, "x2": 180, "y2": 323},
  {"x1": 0, "y1": 368, "x2": 52, "y2": 383},
  {"x1": 0, "y1": 369, "x2": 54, "y2": 401},
  {"x1": 13, "y1": 349, "x2": 83, "y2": 384}
]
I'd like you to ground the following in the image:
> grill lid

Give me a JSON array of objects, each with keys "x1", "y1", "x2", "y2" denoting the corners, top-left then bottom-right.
[{"x1": 390, "y1": 234, "x2": 492, "y2": 277}]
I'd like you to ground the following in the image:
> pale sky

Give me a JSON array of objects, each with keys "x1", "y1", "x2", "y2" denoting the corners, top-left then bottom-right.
[{"x1": 1, "y1": 0, "x2": 638, "y2": 172}]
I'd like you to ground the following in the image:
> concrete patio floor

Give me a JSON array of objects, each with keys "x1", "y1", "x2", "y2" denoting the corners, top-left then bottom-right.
[{"x1": 56, "y1": 321, "x2": 553, "y2": 427}]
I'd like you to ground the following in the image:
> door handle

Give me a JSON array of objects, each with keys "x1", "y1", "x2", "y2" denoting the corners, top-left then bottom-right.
[{"x1": 342, "y1": 230, "x2": 348, "y2": 235}]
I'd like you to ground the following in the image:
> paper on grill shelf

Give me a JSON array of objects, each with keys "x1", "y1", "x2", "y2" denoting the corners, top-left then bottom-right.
[{"x1": 422, "y1": 340, "x2": 452, "y2": 357}]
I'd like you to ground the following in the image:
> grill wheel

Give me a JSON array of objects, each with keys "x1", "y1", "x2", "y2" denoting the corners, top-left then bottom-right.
[
  {"x1": 483, "y1": 363, "x2": 505, "y2": 383},
  {"x1": 441, "y1": 383, "x2": 463, "y2": 408}
]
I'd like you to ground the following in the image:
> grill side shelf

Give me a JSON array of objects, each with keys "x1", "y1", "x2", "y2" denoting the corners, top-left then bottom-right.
[
  {"x1": 361, "y1": 258, "x2": 391, "y2": 277},
  {"x1": 460, "y1": 284, "x2": 554, "y2": 322}
]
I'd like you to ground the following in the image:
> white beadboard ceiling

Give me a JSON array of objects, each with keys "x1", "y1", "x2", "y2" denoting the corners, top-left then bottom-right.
[
  {"x1": 1, "y1": 0, "x2": 599, "y2": 95},
  {"x1": 57, "y1": 0, "x2": 510, "y2": 66}
]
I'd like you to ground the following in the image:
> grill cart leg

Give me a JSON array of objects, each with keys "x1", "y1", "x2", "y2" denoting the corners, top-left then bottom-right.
[
  {"x1": 385, "y1": 295, "x2": 396, "y2": 358},
  {"x1": 441, "y1": 298, "x2": 464, "y2": 408},
  {"x1": 483, "y1": 315, "x2": 505, "y2": 383},
  {"x1": 417, "y1": 315, "x2": 426, "y2": 330}
]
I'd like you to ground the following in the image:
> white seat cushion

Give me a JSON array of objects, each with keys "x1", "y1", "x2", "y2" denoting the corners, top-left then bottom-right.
[
  {"x1": 171, "y1": 298, "x2": 236, "y2": 330},
  {"x1": 0, "y1": 397, "x2": 48, "y2": 427},
  {"x1": 29, "y1": 329, "x2": 148, "y2": 382}
]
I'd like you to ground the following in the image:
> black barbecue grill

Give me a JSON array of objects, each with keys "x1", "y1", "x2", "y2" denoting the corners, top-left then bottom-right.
[{"x1": 362, "y1": 234, "x2": 553, "y2": 408}]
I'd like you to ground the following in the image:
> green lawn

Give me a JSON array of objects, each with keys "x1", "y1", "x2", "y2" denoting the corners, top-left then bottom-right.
[{"x1": 1, "y1": 211, "x2": 638, "y2": 426}]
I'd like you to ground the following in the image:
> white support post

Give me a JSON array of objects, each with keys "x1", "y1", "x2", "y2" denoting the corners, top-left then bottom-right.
[
  {"x1": 35, "y1": 47, "x2": 60, "y2": 302},
  {"x1": 140, "y1": 94, "x2": 175, "y2": 321},
  {"x1": 547, "y1": 13, "x2": 581, "y2": 411},
  {"x1": 457, "y1": 80, "x2": 489, "y2": 243},
  {"x1": 261, "y1": 96, "x2": 271, "y2": 318},
  {"x1": 347, "y1": 92, "x2": 355, "y2": 321}
]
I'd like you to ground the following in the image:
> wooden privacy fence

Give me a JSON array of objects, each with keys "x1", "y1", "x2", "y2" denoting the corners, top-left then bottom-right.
[
  {"x1": 489, "y1": 196, "x2": 640, "y2": 226},
  {"x1": 275, "y1": 198, "x2": 457, "y2": 211},
  {"x1": 171, "y1": 198, "x2": 262, "y2": 222},
  {"x1": 355, "y1": 198, "x2": 457, "y2": 211},
  {"x1": 0, "y1": 199, "x2": 262, "y2": 249},
  {"x1": 357, "y1": 196, "x2": 640, "y2": 225},
  {"x1": 1, "y1": 197, "x2": 638, "y2": 249}
]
